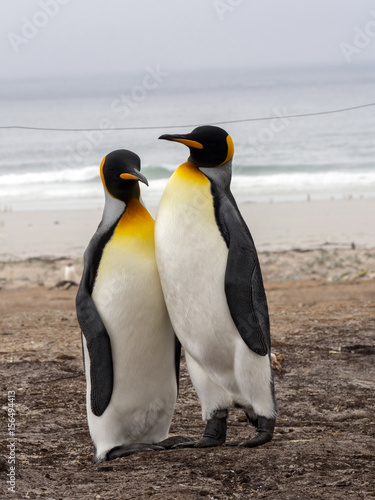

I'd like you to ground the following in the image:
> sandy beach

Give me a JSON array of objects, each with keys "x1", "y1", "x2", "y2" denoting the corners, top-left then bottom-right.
[
  {"x1": 1, "y1": 198, "x2": 375, "y2": 261},
  {"x1": 0, "y1": 197, "x2": 374, "y2": 290},
  {"x1": 1, "y1": 198, "x2": 375, "y2": 499}
]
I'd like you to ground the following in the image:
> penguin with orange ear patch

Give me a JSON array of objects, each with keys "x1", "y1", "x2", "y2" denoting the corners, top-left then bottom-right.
[
  {"x1": 76, "y1": 150, "x2": 183, "y2": 462},
  {"x1": 155, "y1": 126, "x2": 278, "y2": 448}
]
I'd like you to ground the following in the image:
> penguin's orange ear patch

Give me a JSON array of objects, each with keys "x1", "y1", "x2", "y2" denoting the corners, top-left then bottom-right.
[
  {"x1": 100, "y1": 156, "x2": 108, "y2": 192},
  {"x1": 219, "y1": 135, "x2": 234, "y2": 166},
  {"x1": 120, "y1": 173, "x2": 139, "y2": 180}
]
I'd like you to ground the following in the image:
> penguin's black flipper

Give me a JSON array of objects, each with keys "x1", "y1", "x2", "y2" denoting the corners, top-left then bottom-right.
[
  {"x1": 213, "y1": 191, "x2": 270, "y2": 356},
  {"x1": 77, "y1": 292, "x2": 113, "y2": 417},
  {"x1": 76, "y1": 224, "x2": 119, "y2": 417},
  {"x1": 174, "y1": 335, "x2": 182, "y2": 393}
]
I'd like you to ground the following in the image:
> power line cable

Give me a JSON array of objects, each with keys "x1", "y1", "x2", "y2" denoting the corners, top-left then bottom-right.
[{"x1": 0, "y1": 102, "x2": 374, "y2": 132}]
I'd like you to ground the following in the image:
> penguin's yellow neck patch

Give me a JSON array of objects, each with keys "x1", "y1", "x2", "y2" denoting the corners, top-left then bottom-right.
[
  {"x1": 173, "y1": 161, "x2": 209, "y2": 185},
  {"x1": 112, "y1": 198, "x2": 154, "y2": 243},
  {"x1": 160, "y1": 161, "x2": 214, "y2": 216}
]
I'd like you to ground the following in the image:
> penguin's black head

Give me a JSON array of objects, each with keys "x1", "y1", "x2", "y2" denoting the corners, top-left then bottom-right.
[
  {"x1": 159, "y1": 125, "x2": 234, "y2": 168},
  {"x1": 100, "y1": 149, "x2": 148, "y2": 202}
]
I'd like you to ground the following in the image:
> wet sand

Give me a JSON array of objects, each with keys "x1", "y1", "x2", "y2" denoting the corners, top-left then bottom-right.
[{"x1": 0, "y1": 198, "x2": 374, "y2": 261}]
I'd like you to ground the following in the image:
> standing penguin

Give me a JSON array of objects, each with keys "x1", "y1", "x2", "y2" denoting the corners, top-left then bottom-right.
[
  {"x1": 155, "y1": 126, "x2": 278, "y2": 448},
  {"x1": 76, "y1": 150, "x2": 180, "y2": 462}
]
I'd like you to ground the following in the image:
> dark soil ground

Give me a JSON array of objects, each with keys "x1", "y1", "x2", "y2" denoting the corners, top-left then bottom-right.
[{"x1": 1, "y1": 279, "x2": 375, "y2": 499}]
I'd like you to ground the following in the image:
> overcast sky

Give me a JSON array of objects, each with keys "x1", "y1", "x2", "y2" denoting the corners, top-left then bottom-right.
[{"x1": 1, "y1": 0, "x2": 375, "y2": 81}]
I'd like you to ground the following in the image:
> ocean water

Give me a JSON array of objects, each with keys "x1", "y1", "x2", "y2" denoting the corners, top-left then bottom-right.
[{"x1": 0, "y1": 65, "x2": 375, "y2": 211}]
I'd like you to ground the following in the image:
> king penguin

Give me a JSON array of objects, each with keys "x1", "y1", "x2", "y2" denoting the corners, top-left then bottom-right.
[
  {"x1": 155, "y1": 126, "x2": 278, "y2": 448},
  {"x1": 76, "y1": 149, "x2": 181, "y2": 462}
]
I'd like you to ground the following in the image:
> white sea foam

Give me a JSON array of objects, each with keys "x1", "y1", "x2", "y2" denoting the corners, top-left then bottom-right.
[
  {"x1": 1, "y1": 169, "x2": 375, "y2": 212},
  {"x1": 232, "y1": 171, "x2": 375, "y2": 201},
  {"x1": 1, "y1": 66, "x2": 375, "y2": 210},
  {"x1": 0, "y1": 166, "x2": 99, "y2": 186}
]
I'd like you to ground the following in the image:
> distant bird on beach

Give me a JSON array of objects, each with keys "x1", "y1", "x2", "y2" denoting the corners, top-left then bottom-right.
[
  {"x1": 76, "y1": 150, "x2": 183, "y2": 462},
  {"x1": 64, "y1": 263, "x2": 78, "y2": 283},
  {"x1": 54, "y1": 263, "x2": 78, "y2": 290},
  {"x1": 155, "y1": 126, "x2": 278, "y2": 449}
]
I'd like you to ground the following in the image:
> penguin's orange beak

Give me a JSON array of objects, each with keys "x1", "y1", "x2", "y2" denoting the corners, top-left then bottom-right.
[
  {"x1": 120, "y1": 171, "x2": 148, "y2": 185},
  {"x1": 120, "y1": 173, "x2": 138, "y2": 180},
  {"x1": 159, "y1": 134, "x2": 203, "y2": 150}
]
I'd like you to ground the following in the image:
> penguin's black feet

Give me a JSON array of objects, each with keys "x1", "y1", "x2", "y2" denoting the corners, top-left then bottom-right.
[
  {"x1": 239, "y1": 416, "x2": 276, "y2": 448},
  {"x1": 173, "y1": 410, "x2": 228, "y2": 449},
  {"x1": 105, "y1": 442, "x2": 164, "y2": 461},
  {"x1": 224, "y1": 413, "x2": 276, "y2": 448},
  {"x1": 156, "y1": 435, "x2": 194, "y2": 449},
  {"x1": 174, "y1": 436, "x2": 223, "y2": 448}
]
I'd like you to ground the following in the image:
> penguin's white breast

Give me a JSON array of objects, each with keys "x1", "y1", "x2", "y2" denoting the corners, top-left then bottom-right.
[
  {"x1": 155, "y1": 167, "x2": 238, "y2": 368},
  {"x1": 91, "y1": 216, "x2": 175, "y2": 405}
]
